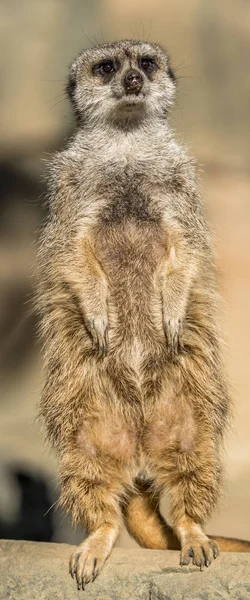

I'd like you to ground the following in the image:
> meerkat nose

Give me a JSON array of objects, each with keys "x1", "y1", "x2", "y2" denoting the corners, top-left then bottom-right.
[{"x1": 123, "y1": 69, "x2": 143, "y2": 95}]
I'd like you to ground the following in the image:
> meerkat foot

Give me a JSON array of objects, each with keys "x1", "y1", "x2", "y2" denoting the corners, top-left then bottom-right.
[
  {"x1": 163, "y1": 317, "x2": 183, "y2": 357},
  {"x1": 70, "y1": 545, "x2": 101, "y2": 589},
  {"x1": 69, "y1": 527, "x2": 116, "y2": 589},
  {"x1": 180, "y1": 535, "x2": 219, "y2": 569},
  {"x1": 85, "y1": 316, "x2": 109, "y2": 358}
]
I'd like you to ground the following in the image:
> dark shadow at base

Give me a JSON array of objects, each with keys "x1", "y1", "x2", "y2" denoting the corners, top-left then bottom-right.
[{"x1": 0, "y1": 468, "x2": 54, "y2": 542}]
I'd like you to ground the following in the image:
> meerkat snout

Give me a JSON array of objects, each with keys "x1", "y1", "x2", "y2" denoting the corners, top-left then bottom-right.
[{"x1": 123, "y1": 69, "x2": 143, "y2": 95}]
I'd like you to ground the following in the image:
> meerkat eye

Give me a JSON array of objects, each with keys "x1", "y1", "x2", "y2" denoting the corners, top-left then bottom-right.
[
  {"x1": 96, "y1": 60, "x2": 116, "y2": 75},
  {"x1": 140, "y1": 57, "x2": 157, "y2": 73}
]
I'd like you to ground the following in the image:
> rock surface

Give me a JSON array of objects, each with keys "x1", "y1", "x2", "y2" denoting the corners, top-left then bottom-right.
[{"x1": 1, "y1": 540, "x2": 250, "y2": 600}]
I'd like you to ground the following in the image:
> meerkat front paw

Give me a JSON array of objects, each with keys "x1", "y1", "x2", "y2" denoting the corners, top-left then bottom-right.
[
  {"x1": 69, "y1": 535, "x2": 111, "y2": 589},
  {"x1": 180, "y1": 536, "x2": 219, "y2": 569},
  {"x1": 163, "y1": 316, "x2": 183, "y2": 358},
  {"x1": 85, "y1": 315, "x2": 109, "y2": 358}
]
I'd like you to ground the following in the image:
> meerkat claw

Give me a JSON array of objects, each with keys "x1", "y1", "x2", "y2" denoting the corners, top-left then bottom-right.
[{"x1": 69, "y1": 552, "x2": 79, "y2": 578}]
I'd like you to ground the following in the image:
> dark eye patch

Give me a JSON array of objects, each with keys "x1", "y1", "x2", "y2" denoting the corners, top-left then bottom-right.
[
  {"x1": 139, "y1": 56, "x2": 157, "y2": 74},
  {"x1": 93, "y1": 59, "x2": 118, "y2": 80}
]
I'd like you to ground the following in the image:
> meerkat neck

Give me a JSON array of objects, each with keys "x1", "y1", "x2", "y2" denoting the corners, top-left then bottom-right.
[
  {"x1": 82, "y1": 116, "x2": 171, "y2": 136},
  {"x1": 75, "y1": 119, "x2": 173, "y2": 156}
]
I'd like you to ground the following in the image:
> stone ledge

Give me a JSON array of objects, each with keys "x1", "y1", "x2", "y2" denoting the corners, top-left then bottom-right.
[{"x1": 0, "y1": 540, "x2": 250, "y2": 600}]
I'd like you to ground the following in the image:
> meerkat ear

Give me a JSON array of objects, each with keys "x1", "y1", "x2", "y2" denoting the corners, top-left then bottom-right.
[
  {"x1": 66, "y1": 63, "x2": 82, "y2": 122},
  {"x1": 167, "y1": 64, "x2": 176, "y2": 83},
  {"x1": 66, "y1": 68, "x2": 77, "y2": 104}
]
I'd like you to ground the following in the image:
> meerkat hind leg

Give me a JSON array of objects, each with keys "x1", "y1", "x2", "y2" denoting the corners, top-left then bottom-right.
[
  {"x1": 167, "y1": 448, "x2": 220, "y2": 568},
  {"x1": 177, "y1": 518, "x2": 219, "y2": 568},
  {"x1": 60, "y1": 466, "x2": 121, "y2": 589}
]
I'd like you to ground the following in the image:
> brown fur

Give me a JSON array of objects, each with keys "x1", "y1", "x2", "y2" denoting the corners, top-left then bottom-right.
[{"x1": 36, "y1": 40, "x2": 248, "y2": 590}]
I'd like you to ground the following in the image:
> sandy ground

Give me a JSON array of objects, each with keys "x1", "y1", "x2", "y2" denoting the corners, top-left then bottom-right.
[{"x1": 0, "y1": 170, "x2": 249, "y2": 546}]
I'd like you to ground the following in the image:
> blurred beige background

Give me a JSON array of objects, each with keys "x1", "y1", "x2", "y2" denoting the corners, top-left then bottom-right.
[{"x1": 0, "y1": 0, "x2": 249, "y2": 545}]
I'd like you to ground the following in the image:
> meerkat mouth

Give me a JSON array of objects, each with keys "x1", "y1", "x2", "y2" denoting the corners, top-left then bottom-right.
[{"x1": 115, "y1": 92, "x2": 146, "y2": 111}]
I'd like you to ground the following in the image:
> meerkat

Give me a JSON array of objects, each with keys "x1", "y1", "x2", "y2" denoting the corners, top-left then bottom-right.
[{"x1": 36, "y1": 40, "x2": 250, "y2": 590}]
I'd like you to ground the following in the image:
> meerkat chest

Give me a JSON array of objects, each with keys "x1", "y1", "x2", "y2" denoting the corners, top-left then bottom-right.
[
  {"x1": 88, "y1": 159, "x2": 162, "y2": 225},
  {"x1": 100, "y1": 182, "x2": 160, "y2": 225},
  {"x1": 80, "y1": 138, "x2": 170, "y2": 221}
]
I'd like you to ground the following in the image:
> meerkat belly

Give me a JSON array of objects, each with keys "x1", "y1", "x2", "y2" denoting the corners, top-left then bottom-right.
[
  {"x1": 95, "y1": 219, "x2": 165, "y2": 341},
  {"x1": 142, "y1": 394, "x2": 197, "y2": 458},
  {"x1": 76, "y1": 409, "x2": 137, "y2": 462}
]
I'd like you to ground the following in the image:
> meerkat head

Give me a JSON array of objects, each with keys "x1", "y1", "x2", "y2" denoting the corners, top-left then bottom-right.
[{"x1": 67, "y1": 40, "x2": 176, "y2": 128}]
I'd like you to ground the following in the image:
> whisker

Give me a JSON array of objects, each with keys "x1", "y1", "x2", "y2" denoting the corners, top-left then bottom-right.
[
  {"x1": 49, "y1": 97, "x2": 68, "y2": 110},
  {"x1": 146, "y1": 21, "x2": 152, "y2": 43},
  {"x1": 100, "y1": 25, "x2": 106, "y2": 44},
  {"x1": 43, "y1": 498, "x2": 59, "y2": 517},
  {"x1": 139, "y1": 19, "x2": 145, "y2": 41},
  {"x1": 79, "y1": 26, "x2": 96, "y2": 47}
]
